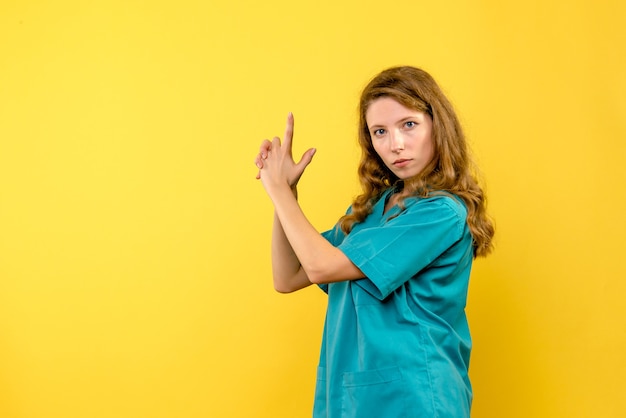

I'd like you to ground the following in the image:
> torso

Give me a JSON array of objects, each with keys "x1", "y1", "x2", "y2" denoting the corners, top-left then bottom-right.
[{"x1": 316, "y1": 191, "x2": 474, "y2": 417}]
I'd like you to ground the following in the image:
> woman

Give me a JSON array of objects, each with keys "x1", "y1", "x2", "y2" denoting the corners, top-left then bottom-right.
[{"x1": 254, "y1": 66, "x2": 494, "y2": 418}]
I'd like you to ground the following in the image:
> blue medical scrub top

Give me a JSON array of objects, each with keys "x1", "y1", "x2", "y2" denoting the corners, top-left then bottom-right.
[{"x1": 314, "y1": 189, "x2": 474, "y2": 418}]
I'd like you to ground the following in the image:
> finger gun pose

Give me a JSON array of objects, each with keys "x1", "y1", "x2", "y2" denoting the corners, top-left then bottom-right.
[{"x1": 254, "y1": 66, "x2": 494, "y2": 418}]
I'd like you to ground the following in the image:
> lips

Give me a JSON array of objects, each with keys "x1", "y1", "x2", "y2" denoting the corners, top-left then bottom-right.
[{"x1": 393, "y1": 158, "x2": 412, "y2": 167}]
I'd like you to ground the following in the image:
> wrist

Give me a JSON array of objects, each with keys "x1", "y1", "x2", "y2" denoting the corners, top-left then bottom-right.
[{"x1": 268, "y1": 181, "x2": 296, "y2": 202}]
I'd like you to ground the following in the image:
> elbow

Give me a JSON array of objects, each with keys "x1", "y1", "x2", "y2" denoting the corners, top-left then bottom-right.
[
  {"x1": 272, "y1": 272, "x2": 305, "y2": 294},
  {"x1": 273, "y1": 282, "x2": 297, "y2": 294}
]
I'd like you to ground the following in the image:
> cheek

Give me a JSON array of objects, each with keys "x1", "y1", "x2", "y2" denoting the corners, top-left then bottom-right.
[
  {"x1": 420, "y1": 132, "x2": 435, "y2": 160},
  {"x1": 370, "y1": 144, "x2": 391, "y2": 169},
  {"x1": 425, "y1": 140, "x2": 435, "y2": 160},
  {"x1": 371, "y1": 142, "x2": 385, "y2": 158}
]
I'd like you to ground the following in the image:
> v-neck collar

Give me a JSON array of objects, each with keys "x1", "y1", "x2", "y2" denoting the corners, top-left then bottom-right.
[{"x1": 377, "y1": 188, "x2": 400, "y2": 218}]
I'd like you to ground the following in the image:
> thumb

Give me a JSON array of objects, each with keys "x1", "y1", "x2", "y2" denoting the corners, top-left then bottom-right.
[{"x1": 296, "y1": 147, "x2": 317, "y2": 169}]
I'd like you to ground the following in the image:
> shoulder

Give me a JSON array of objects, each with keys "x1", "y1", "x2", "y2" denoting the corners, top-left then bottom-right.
[
  {"x1": 406, "y1": 194, "x2": 467, "y2": 216},
  {"x1": 401, "y1": 194, "x2": 468, "y2": 233}
]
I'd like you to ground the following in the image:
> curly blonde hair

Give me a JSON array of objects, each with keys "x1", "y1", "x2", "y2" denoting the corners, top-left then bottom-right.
[{"x1": 339, "y1": 66, "x2": 494, "y2": 257}]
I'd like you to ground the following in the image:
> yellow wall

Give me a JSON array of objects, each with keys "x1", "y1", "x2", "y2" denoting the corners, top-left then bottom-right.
[{"x1": 1, "y1": 0, "x2": 624, "y2": 417}]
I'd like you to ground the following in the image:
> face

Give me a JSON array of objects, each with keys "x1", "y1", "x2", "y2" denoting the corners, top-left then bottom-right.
[{"x1": 366, "y1": 97, "x2": 434, "y2": 180}]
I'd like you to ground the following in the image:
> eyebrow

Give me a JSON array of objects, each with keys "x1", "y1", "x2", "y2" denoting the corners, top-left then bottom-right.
[{"x1": 368, "y1": 116, "x2": 421, "y2": 130}]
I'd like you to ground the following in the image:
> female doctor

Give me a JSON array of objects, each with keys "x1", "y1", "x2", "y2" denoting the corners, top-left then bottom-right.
[{"x1": 254, "y1": 66, "x2": 494, "y2": 418}]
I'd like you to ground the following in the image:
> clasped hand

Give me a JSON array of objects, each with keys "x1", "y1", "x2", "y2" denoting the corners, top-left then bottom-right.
[{"x1": 254, "y1": 113, "x2": 316, "y2": 194}]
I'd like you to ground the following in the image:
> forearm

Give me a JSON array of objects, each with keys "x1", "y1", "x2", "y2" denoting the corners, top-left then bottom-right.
[
  {"x1": 271, "y1": 208, "x2": 312, "y2": 293},
  {"x1": 269, "y1": 184, "x2": 364, "y2": 284}
]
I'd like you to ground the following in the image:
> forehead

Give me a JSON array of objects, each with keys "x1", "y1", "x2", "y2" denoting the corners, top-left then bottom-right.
[{"x1": 366, "y1": 97, "x2": 427, "y2": 124}]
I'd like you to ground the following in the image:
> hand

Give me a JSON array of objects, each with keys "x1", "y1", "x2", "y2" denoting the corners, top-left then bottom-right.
[{"x1": 254, "y1": 113, "x2": 316, "y2": 192}]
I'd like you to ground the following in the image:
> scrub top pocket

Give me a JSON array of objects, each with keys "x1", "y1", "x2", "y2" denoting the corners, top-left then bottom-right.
[{"x1": 340, "y1": 366, "x2": 423, "y2": 418}]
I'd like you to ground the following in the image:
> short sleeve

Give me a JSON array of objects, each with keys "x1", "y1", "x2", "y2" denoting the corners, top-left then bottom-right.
[
  {"x1": 338, "y1": 197, "x2": 467, "y2": 300},
  {"x1": 322, "y1": 223, "x2": 347, "y2": 247}
]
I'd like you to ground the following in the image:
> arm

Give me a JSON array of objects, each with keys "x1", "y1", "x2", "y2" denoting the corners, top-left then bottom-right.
[
  {"x1": 268, "y1": 182, "x2": 365, "y2": 285},
  {"x1": 255, "y1": 114, "x2": 365, "y2": 291},
  {"x1": 270, "y1": 188, "x2": 313, "y2": 293}
]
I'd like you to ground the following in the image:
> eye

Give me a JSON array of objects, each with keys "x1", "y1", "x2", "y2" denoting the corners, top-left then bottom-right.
[
  {"x1": 372, "y1": 128, "x2": 386, "y2": 137},
  {"x1": 405, "y1": 121, "x2": 417, "y2": 128}
]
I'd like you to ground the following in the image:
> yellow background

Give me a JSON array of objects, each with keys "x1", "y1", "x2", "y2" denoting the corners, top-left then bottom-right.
[{"x1": 1, "y1": 0, "x2": 624, "y2": 417}]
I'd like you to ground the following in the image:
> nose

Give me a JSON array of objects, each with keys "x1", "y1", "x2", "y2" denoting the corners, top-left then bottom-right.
[{"x1": 390, "y1": 130, "x2": 404, "y2": 152}]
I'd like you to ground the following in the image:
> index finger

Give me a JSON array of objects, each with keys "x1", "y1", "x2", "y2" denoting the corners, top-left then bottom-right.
[{"x1": 283, "y1": 112, "x2": 294, "y2": 151}]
